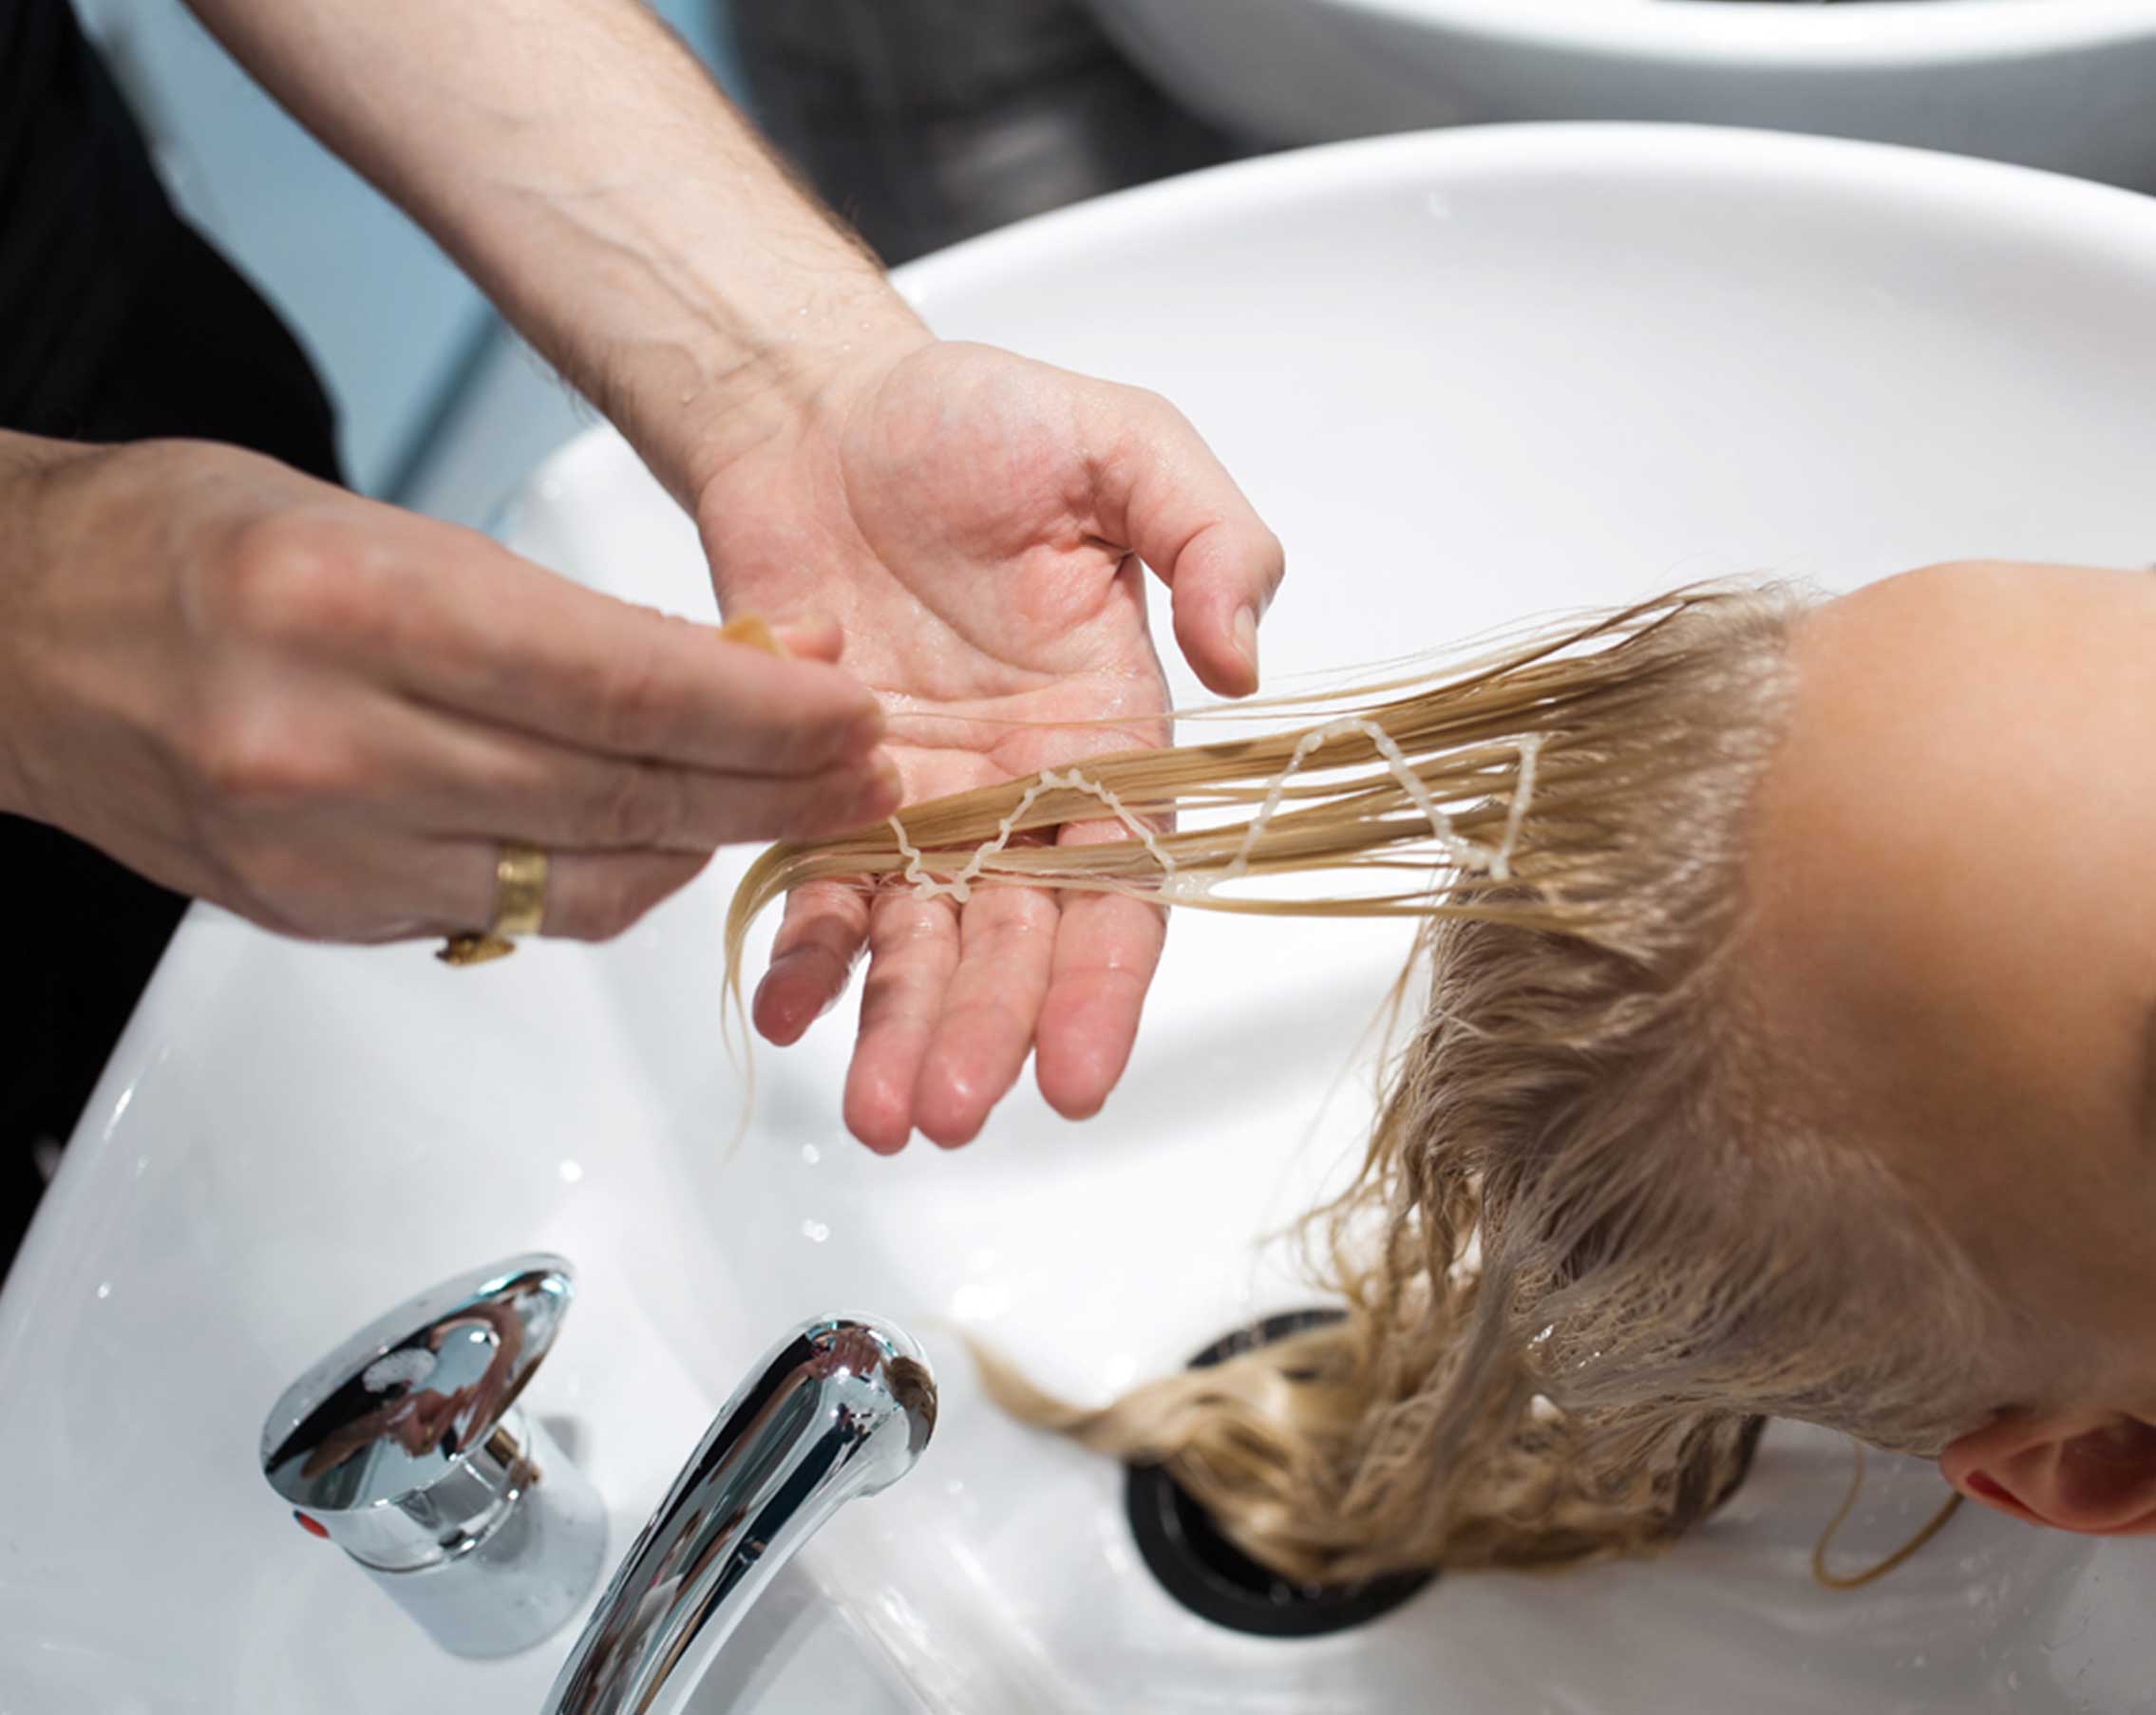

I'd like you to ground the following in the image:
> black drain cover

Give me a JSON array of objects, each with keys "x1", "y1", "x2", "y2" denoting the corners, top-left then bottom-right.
[{"x1": 1125, "y1": 1308, "x2": 1437, "y2": 1638}]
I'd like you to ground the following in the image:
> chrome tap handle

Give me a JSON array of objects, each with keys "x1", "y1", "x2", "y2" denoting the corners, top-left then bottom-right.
[
  {"x1": 543, "y1": 1315, "x2": 936, "y2": 1715},
  {"x1": 260, "y1": 1255, "x2": 609, "y2": 1659}
]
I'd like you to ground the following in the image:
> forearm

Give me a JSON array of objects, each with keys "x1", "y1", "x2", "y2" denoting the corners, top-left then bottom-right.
[{"x1": 182, "y1": 0, "x2": 927, "y2": 506}]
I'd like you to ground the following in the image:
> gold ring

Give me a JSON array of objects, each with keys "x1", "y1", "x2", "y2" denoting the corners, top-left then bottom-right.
[
  {"x1": 437, "y1": 841, "x2": 550, "y2": 967},
  {"x1": 490, "y1": 840, "x2": 549, "y2": 937}
]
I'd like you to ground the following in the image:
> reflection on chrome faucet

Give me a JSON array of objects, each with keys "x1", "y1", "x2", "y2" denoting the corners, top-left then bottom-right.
[
  {"x1": 300, "y1": 1297, "x2": 525, "y2": 1479},
  {"x1": 543, "y1": 1315, "x2": 936, "y2": 1715}
]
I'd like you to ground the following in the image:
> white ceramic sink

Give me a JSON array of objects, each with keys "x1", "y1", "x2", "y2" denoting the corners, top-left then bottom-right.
[
  {"x1": 5, "y1": 125, "x2": 2155, "y2": 1712},
  {"x1": 1085, "y1": 0, "x2": 2156, "y2": 192}
]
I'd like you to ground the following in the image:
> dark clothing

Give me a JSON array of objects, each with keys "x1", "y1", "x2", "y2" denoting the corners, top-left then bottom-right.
[
  {"x1": 2, "y1": 0, "x2": 343, "y2": 1272},
  {"x1": 1, "y1": 0, "x2": 168, "y2": 429},
  {"x1": 729, "y1": 0, "x2": 1241, "y2": 267},
  {"x1": 1, "y1": 0, "x2": 340, "y2": 462}
]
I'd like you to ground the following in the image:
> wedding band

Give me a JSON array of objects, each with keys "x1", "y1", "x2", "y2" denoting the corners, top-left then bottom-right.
[
  {"x1": 437, "y1": 841, "x2": 550, "y2": 967},
  {"x1": 489, "y1": 841, "x2": 549, "y2": 938}
]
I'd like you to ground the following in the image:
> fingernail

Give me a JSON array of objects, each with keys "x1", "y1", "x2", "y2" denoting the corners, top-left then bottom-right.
[
  {"x1": 715, "y1": 613, "x2": 784, "y2": 656},
  {"x1": 1233, "y1": 605, "x2": 1259, "y2": 681}
]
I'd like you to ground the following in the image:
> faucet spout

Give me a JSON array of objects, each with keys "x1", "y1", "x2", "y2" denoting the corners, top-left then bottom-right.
[{"x1": 543, "y1": 1315, "x2": 936, "y2": 1715}]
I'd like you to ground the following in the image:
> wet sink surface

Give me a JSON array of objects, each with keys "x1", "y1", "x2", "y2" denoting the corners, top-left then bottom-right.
[{"x1": 4, "y1": 125, "x2": 2154, "y2": 1712}]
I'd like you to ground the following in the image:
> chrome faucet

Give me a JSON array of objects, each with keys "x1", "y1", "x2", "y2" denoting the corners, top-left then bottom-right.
[{"x1": 541, "y1": 1314, "x2": 938, "y2": 1715}]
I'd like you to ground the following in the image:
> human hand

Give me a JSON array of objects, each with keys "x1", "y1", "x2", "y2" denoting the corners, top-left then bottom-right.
[
  {"x1": 0, "y1": 436, "x2": 898, "y2": 943},
  {"x1": 695, "y1": 339, "x2": 1283, "y2": 1151}
]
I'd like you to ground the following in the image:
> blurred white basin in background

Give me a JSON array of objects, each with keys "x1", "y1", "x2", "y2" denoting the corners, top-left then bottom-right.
[
  {"x1": 3, "y1": 124, "x2": 2155, "y2": 1712},
  {"x1": 1086, "y1": 0, "x2": 2156, "y2": 189}
]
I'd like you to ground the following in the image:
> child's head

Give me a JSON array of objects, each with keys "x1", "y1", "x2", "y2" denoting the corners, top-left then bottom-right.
[
  {"x1": 1227, "y1": 560, "x2": 2156, "y2": 1581},
  {"x1": 732, "y1": 561, "x2": 2156, "y2": 1578},
  {"x1": 1746, "y1": 561, "x2": 2156, "y2": 1538}
]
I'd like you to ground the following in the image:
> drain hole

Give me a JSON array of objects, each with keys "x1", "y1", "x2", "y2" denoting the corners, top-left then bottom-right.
[{"x1": 1125, "y1": 1308, "x2": 1436, "y2": 1638}]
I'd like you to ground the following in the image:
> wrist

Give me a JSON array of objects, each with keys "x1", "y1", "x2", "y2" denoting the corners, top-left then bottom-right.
[{"x1": 625, "y1": 287, "x2": 934, "y2": 516}]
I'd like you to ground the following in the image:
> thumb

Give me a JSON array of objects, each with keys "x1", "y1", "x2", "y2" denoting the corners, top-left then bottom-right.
[{"x1": 1089, "y1": 385, "x2": 1285, "y2": 698}]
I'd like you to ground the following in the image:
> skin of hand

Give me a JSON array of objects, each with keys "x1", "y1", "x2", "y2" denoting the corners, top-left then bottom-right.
[
  {"x1": 0, "y1": 433, "x2": 898, "y2": 942},
  {"x1": 1744, "y1": 560, "x2": 2156, "y2": 1536},
  {"x1": 699, "y1": 337, "x2": 1283, "y2": 1153},
  {"x1": 174, "y1": 0, "x2": 1283, "y2": 1141}
]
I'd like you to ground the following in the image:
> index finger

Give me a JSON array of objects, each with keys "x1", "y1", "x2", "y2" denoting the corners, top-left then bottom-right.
[
  {"x1": 360, "y1": 519, "x2": 886, "y2": 774},
  {"x1": 1032, "y1": 817, "x2": 1169, "y2": 1121}
]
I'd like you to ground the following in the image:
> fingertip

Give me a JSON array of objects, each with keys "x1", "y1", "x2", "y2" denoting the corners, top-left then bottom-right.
[
  {"x1": 860, "y1": 749, "x2": 904, "y2": 818},
  {"x1": 757, "y1": 938, "x2": 858, "y2": 1038},
  {"x1": 840, "y1": 705, "x2": 890, "y2": 762},
  {"x1": 914, "y1": 1074, "x2": 989, "y2": 1150},
  {"x1": 844, "y1": 1071, "x2": 916, "y2": 1156},
  {"x1": 845, "y1": 1106, "x2": 912, "y2": 1156},
  {"x1": 751, "y1": 967, "x2": 816, "y2": 1046},
  {"x1": 772, "y1": 612, "x2": 844, "y2": 663},
  {"x1": 1205, "y1": 649, "x2": 1261, "y2": 700},
  {"x1": 1045, "y1": 1083, "x2": 1106, "y2": 1123},
  {"x1": 1034, "y1": 1040, "x2": 1118, "y2": 1123},
  {"x1": 1182, "y1": 636, "x2": 1258, "y2": 700}
]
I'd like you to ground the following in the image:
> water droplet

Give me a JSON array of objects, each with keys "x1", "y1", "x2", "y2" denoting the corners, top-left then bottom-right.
[
  {"x1": 1911, "y1": 1654, "x2": 1926, "y2": 1670},
  {"x1": 801, "y1": 1143, "x2": 822, "y2": 1166},
  {"x1": 558, "y1": 1159, "x2": 584, "y2": 1184},
  {"x1": 95, "y1": 1281, "x2": 111, "y2": 1301},
  {"x1": 801, "y1": 1218, "x2": 830, "y2": 1244}
]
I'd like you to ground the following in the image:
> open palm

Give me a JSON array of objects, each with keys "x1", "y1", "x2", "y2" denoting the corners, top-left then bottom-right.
[{"x1": 696, "y1": 340, "x2": 1282, "y2": 1151}]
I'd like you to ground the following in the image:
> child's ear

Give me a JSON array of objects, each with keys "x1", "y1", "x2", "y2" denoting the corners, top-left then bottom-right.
[{"x1": 1940, "y1": 1411, "x2": 2156, "y2": 1536}]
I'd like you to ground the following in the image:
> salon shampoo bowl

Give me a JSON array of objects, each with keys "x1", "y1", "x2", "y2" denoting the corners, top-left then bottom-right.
[
  {"x1": 2, "y1": 124, "x2": 2153, "y2": 1713},
  {"x1": 1083, "y1": 0, "x2": 2156, "y2": 191}
]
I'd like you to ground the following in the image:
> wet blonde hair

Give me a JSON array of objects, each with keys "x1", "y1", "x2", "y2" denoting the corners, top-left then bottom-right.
[{"x1": 726, "y1": 584, "x2": 2017, "y2": 1584}]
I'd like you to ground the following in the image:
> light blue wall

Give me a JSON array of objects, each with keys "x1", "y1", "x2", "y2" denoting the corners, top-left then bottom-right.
[{"x1": 70, "y1": 1, "x2": 744, "y2": 502}]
